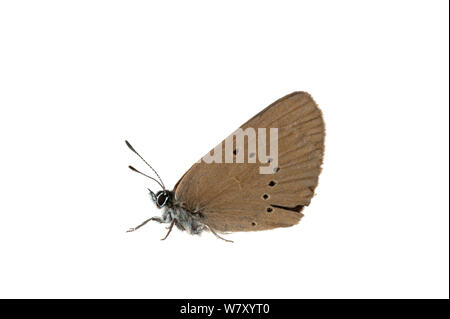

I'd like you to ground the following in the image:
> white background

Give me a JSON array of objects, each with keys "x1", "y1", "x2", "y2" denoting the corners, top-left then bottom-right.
[{"x1": 0, "y1": 1, "x2": 448, "y2": 299}]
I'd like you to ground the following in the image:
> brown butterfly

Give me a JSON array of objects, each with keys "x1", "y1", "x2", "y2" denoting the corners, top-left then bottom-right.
[{"x1": 126, "y1": 92, "x2": 325, "y2": 242}]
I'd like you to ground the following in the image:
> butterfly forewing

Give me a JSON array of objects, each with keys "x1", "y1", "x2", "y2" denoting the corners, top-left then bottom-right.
[{"x1": 174, "y1": 92, "x2": 325, "y2": 232}]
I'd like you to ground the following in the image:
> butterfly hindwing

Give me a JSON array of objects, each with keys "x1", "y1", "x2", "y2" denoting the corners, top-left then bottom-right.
[{"x1": 174, "y1": 92, "x2": 325, "y2": 232}]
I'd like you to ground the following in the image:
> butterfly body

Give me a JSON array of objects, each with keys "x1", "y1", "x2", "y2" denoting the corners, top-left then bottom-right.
[
  {"x1": 131, "y1": 189, "x2": 227, "y2": 240},
  {"x1": 161, "y1": 204, "x2": 206, "y2": 235}
]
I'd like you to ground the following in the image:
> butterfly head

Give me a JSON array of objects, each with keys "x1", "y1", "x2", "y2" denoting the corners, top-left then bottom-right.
[{"x1": 149, "y1": 189, "x2": 172, "y2": 209}]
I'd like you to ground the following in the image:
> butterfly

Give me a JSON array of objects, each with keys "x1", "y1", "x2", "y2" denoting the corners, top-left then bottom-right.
[{"x1": 126, "y1": 92, "x2": 325, "y2": 242}]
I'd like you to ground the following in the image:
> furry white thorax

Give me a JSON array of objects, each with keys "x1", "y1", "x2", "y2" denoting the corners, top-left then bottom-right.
[{"x1": 161, "y1": 206, "x2": 206, "y2": 235}]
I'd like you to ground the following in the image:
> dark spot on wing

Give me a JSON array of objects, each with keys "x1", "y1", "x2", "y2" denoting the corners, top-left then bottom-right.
[{"x1": 270, "y1": 204, "x2": 304, "y2": 213}]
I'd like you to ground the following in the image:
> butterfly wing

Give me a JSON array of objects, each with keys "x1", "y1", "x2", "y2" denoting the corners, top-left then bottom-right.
[{"x1": 174, "y1": 92, "x2": 325, "y2": 232}]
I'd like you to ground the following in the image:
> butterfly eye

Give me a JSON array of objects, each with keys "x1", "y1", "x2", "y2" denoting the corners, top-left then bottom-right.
[
  {"x1": 266, "y1": 207, "x2": 273, "y2": 213},
  {"x1": 268, "y1": 180, "x2": 277, "y2": 187},
  {"x1": 262, "y1": 194, "x2": 269, "y2": 200},
  {"x1": 156, "y1": 192, "x2": 169, "y2": 207}
]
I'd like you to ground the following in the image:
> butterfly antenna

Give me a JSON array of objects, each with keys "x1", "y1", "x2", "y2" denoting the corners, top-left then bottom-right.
[
  {"x1": 128, "y1": 165, "x2": 165, "y2": 190},
  {"x1": 125, "y1": 140, "x2": 166, "y2": 190}
]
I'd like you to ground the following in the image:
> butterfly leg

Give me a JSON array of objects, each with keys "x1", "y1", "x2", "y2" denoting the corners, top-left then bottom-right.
[
  {"x1": 126, "y1": 216, "x2": 164, "y2": 232},
  {"x1": 160, "y1": 219, "x2": 176, "y2": 241},
  {"x1": 206, "y1": 225, "x2": 234, "y2": 243}
]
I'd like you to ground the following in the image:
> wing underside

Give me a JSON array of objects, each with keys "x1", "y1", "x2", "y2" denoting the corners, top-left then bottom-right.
[{"x1": 174, "y1": 92, "x2": 325, "y2": 232}]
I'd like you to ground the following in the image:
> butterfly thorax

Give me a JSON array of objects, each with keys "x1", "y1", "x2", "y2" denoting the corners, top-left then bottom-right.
[{"x1": 160, "y1": 192, "x2": 206, "y2": 235}]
